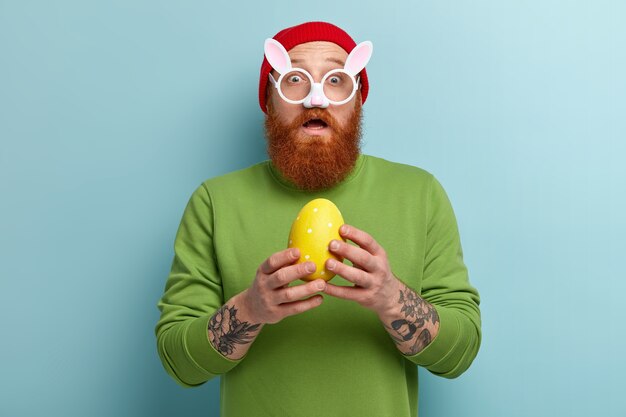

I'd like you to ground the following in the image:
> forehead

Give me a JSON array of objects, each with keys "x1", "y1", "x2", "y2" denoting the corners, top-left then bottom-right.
[{"x1": 287, "y1": 41, "x2": 348, "y2": 66}]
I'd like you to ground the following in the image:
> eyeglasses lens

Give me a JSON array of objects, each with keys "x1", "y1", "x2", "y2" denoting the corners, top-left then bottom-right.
[{"x1": 279, "y1": 71, "x2": 311, "y2": 101}]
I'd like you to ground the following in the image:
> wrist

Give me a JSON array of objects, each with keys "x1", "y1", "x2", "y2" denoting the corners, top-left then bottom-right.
[
  {"x1": 233, "y1": 289, "x2": 264, "y2": 327},
  {"x1": 377, "y1": 275, "x2": 402, "y2": 320}
]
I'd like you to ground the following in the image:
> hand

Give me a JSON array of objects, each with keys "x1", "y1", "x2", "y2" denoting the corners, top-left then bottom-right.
[
  {"x1": 242, "y1": 248, "x2": 327, "y2": 325},
  {"x1": 323, "y1": 224, "x2": 400, "y2": 317}
]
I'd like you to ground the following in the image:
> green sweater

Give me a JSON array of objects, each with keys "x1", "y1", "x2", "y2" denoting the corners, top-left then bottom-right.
[{"x1": 155, "y1": 153, "x2": 481, "y2": 417}]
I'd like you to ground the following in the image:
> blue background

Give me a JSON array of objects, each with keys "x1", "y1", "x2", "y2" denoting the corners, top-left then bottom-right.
[{"x1": 1, "y1": 1, "x2": 625, "y2": 416}]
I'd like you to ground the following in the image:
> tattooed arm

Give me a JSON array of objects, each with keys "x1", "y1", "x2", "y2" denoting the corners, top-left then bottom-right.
[
  {"x1": 378, "y1": 281, "x2": 440, "y2": 356},
  {"x1": 207, "y1": 291, "x2": 264, "y2": 361},
  {"x1": 322, "y1": 224, "x2": 442, "y2": 356},
  {"x1": 208, "y1": 246, "x2": 327, "y2": 361}
]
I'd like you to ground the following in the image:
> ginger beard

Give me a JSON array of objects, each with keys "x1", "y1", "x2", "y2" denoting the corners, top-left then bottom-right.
[{"x1": 264, "y1": 95, "x2": 363, "y2": 191}]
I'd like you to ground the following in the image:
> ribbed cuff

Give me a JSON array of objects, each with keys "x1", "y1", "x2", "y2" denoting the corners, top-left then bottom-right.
[
  {"x1": 185, "y1": 314, "x2": 246, "y2": 375},
  {"x1": 402, "y1": 304, "x2": 461, "y2": 366}
]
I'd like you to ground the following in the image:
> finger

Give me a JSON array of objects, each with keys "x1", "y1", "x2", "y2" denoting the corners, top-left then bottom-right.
[
  {"x1": 280, "y1": 294, "x2": 324, "y2": 317},
  {"x1": 329, "y1": 239, "x2": 377, "y2": 272},
  {"x1": 326, "y1": 258, "x2": 371, "y2": 288},
  {"x1": 323, "y1": 282, "x2": 367, "y2": 302},
  {"x1": 268, "y1": 261, "x2": 317, "y2": 289},
  {"x1": 275, "y1": 279, "x2": 326, "y2": 304},
  {"x1": 339, "y1": 225, "x2": 384, "y2": 256},
  {"x1": 260, "y1": 248, "x2": 300, "y2": 275}
]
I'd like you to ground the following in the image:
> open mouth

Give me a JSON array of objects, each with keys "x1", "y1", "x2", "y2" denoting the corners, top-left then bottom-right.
[{"x1": 302, "y1": 118, "x2": 328, "y2": 130}]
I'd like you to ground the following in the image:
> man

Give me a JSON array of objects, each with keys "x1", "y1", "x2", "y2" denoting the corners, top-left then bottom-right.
[{"x1": 155, "y1": 21, "x2": 481, "y2": 417}]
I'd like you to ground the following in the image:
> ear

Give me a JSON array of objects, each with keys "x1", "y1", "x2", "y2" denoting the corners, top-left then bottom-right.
[
  {"x1": 344, "y1": 41, "x2": 373, "y2": 76},
  {"x1": 264, "y1": 38, "x2": 292, "y2": 75}
]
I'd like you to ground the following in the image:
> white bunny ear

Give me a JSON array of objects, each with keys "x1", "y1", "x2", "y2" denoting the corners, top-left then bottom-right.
[
  {"x1": 264, "y1": 38, "x2": 292, "y2": 75},
  {"x1": 344, "y1": 41, "x2": 373, "y2": 76}
]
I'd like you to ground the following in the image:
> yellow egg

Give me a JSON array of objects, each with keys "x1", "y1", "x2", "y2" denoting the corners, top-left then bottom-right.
[{"x1": 287, "y1": 198, "x2": 345, "y2": 282}]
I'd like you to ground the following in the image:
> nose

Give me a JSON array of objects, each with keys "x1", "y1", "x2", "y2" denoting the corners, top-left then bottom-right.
[
  {"x1": 303, "y1": 82, "x2": 329, "y2": 108},
  {"x1": 311, "y1": 95, "x2": 324, "y2": 106}
]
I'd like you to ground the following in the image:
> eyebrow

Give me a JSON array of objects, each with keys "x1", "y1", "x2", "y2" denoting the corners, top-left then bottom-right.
[{"x1": 291, "y1": 57, "x2": 345, "y2": 67}]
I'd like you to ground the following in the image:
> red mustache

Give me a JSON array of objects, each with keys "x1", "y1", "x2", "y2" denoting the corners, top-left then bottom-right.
[{"x1": 289, "y1": 108, "x2": 340, "y2": 132}]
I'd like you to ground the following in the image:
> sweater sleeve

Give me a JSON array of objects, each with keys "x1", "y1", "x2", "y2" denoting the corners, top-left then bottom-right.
[
  {"x1": 155, "y1": 183, "x2": 245, "y2": 387},
  {"x1": 402, "y1": 174, "x2": 482, "y2": 378}
]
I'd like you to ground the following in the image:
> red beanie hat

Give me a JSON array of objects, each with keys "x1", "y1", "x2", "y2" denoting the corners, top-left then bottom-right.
[{"x1": 258, "y1": 21, "x2": 370, "y2": 114}]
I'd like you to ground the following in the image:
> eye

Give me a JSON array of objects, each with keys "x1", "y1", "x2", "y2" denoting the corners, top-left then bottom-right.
[
  {"x1": 329, "y1": 76, "x2": 341, "y2": 84},
  {"x1": 288, "y1": 75, "x2": 302, "y2": 83}
]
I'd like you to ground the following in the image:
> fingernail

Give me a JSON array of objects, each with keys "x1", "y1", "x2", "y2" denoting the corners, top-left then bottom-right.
[
  {"x1": 329, "y1": 240, "x2": 339, "y2": 250},
  {"x1": 327, "y1": 259, "x2": 336, "y2": 270},
  {"x1": 306, "y1": 263, "x2": 316, "y2": 273},
  {"x1": 340, "y1": 225, "x2": 349, "y2": 235},
  {"x1": 291, "y1": 249, "x2": 299, "y2": 258},
  {"x1": 316, "y1": 281, "x2": 326, "y2": 290}
]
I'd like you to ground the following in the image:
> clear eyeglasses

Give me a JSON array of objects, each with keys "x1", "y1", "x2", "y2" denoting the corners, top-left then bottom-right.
[{"x1": 268, "y1": 68, "x2": 360, "y2": 107}]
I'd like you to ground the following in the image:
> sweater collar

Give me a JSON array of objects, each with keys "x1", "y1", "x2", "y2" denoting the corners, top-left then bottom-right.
[{"x1": 267, "y1": 153, "x2": 366, "y2": 192}]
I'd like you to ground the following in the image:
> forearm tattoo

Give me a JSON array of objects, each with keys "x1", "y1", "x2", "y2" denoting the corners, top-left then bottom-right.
[
  {"x1": 208, "y1": 304, "x2": 261, "y2": 358},
  {"x1": 384, "y1": 286, "x2": 440, "y2": 355}
]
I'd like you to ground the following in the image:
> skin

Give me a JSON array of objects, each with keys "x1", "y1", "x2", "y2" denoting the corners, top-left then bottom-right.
[
  {"x1": 267, "y1": 41, "x2": 358, "y2": 141},
  {"x1": 207, "y1": 41, "x2": 440, "y2": 361}
]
